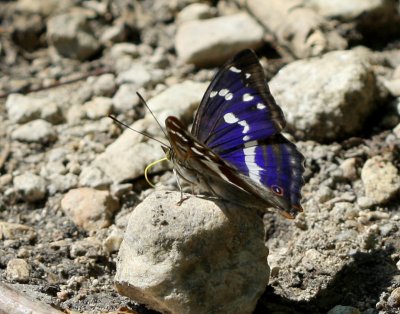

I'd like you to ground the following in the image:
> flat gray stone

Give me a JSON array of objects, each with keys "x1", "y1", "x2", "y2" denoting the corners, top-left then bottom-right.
[
  {"x1": 13, "y1": 173, "x2": 46, "y2": 202},
  {"x1": 11, "y1": 119, "x2": 57, "y2": 143},
  {"x1": 175, "y1": 12, "x2": 264, "y2": 66},
  {"x1": 115, "y1": 191, "x2": 269, "y2": 314},
  {"x1": 361, "y1": 155, "x2": 400, "y2": 205},
  {"x1": 80, "y1": 81, "x2": 207, "y2": 185},
  {"x1": 47, "y1": 11, "x2": 100, "y2": 60},
  {"x1": 269, "y1": 49, "x2": 377, "y2": 141},
  {"x1": 6, "y1": 93, "x2": 62, "y2": 124},
  {"x1": 247, "y1": 0, "x2": 347, "y2": 58}
]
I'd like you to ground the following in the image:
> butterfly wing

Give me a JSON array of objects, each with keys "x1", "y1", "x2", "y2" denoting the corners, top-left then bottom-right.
[
  {"x1": 192, "y1": 49, "x2": 286, "y2": 153},
  {"x1": 191, "y1": 49, "x2": 305, "y2": 217}
]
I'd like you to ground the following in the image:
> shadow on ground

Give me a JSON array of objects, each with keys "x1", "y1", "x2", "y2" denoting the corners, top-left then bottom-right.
[{"x1": 256, "y1": 247, "x2": 399, "y2": 313}]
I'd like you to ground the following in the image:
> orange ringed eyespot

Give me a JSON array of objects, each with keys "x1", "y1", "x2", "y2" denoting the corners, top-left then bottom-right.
[{"x1": 271, "y1": 185, "x2": 283, "y2": 196}]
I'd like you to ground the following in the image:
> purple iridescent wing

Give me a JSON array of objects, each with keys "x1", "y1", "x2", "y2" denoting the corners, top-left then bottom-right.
[
  {"x1": 192, "y1": 49, "x2": 286, "y2": 152},
  {"x1": 190, "y1": 49, "x2": 305, "y2": 217}
]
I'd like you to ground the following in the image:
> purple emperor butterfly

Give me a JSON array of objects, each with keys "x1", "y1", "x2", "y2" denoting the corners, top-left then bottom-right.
[{"x1": 163, "y1": 49, "x2": 305, "y2": 219}]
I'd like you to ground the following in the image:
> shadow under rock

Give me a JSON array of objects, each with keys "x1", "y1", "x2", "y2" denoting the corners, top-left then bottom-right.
[{"x1": 255, "y1": 247, "x2": 399, "y2": 314}]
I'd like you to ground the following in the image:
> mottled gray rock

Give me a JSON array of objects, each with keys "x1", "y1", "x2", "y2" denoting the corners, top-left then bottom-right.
[
  {"x1": 47, "y1": 173, "x2": 78, "y2": 195},
  {"x1": 81, "y1": 124, "x2": 164, "y2": 184},
  {"x1": 175, "y1": 13, "x2": 264, "y2": 66},
  {"x1": 47, "y1": 11, "x2": 100, "y2": 60},
  {"x1": 306, "y1": 0, "x2": 393, "y2": 20},
  {"x1": 6, "y1": 259, "x2": 31, "y2": 283},
  {"x1": 247, "y1": 0, "x2": 347, "y2": 58},
  {"x1": 306, "y1": 0, "x2": 399, "y2": 36},
  {"x1": 327, "y1": 305, "x2": 361, "y2": 314},
  {"x1": 61, "y1": 188, "x2": 120, "y2": 231},
  {"x1": 11, "y1": 119, "x2": 57, "y2": 143},
  {"x1": 394, "y1": 122, "x2": 400, "y2": 138},
  {"x1": 16, "y1": 0, "x2": 75, "y2": 16},
  {"x1": 70, "y1": 237, "x2": 103, "y2": 258},
  {"x1": 0, "y1": 221, "x2": 37, "y2": 241},
  {"x1": 100, "y1": 22, "x2": 129, "y2": 44},
  {"x1": 109, "y1": 43, "x2": 139, "y2": 59},
  {"x1": 6, "y1": 94, "x2": 62, "y2": 124},
  {"x1": 88, "y1": 73, "x2": 117, "y2": 97},
  {"x1": 79, "y1": 164, "x2": 112, "y2": 188},
  {"x1": 112, "y1": 84, "x2": 140, "y2": 113},
  {"x1": 388, "y1": 287, "x2": 400, "y2": 307},
  {"x1": 13, "y1": 173, "x2": 46, "y2": 202},
  {"x1": 115, "y1": 191, "x2": 269, "y2": 314},
  {"x1": 177, "y1": 3, "x2": 215, "y2": 24},
  {"x1": 383, "y1": 78, "x2": 400, "y2": 97},
  {"x1": 116, "y1": 63, "x2": 163, "y2": 87},
  {"x1": 361, "y1": 155, "x2": 400, "y2": 205},
  {"x1": 83, "y1": 97, "x2": 113, "y2": 120},
  {"x1": 80, "y1": 81, "x2": 207, "y2": 185},
  {"x1": 102, "y1": 227, "x2": 124, "y2": 253},
  {"x1": 340, "y1": 158, "x2": 358, "y2": 181},
  {"x1": 269, "y1": 50, "x2": 377, "y2": 141},
  {"x1": 146, "y1": 80, "x2": 208, "y2": 124}
]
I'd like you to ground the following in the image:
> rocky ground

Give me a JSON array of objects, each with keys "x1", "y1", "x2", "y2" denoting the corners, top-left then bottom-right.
[{"x1": 1, "y1": 0, "x2": 400, "y2": 313}]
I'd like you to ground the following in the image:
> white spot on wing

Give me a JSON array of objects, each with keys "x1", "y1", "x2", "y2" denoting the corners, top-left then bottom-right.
[
  {"x1": 223, "y1": 112, "x2": 239, "y2": 124},
  {"x1": 230, "y1": 66, "x2": 241, "y2": 73},
  {"x1": 257, "y1": 103, "x2": 266, "y2": 110},
  {"x1": 243, "y1": 135, "x2": 250, "y2": 141},
  {"x1": 174, "y1": 131, "x2": 189, "y2": 142},
  {"x1": 210, "y1": 91, "x2": 217, "y2": 98},
  {"x1": 245, "y1": 73, "x2": 251, "y2": 79},
  {"x1": 238, "y1": 120, "x2": 249, "y2": 133},
  {"x1": 191, "y1": 147, "x2": 203, "y2": 155},
  {"x1": 225, "y1": 93, "x2": 233, "y2": 100},
  {"x1": 243, "y1": 93, "x2": 254, "y2": 102},
  {"x1": 243, "y1": 146, "x2": 263, "y2": 184},
  {"x1": 244, "y1": 140, "x2": 258, "y2": 148},
  {"x1": 219, "y1": 89, "x2": 229, "y2": 96}
]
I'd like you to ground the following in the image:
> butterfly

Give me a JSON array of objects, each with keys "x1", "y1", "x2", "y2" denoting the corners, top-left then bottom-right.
[{"x1": 161, "y1": 50, "x2": 305, "y2": 219}]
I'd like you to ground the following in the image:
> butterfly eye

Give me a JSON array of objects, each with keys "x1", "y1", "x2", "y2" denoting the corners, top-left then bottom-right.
[{"x1": 271, "y1": 185, "x2": 284, "y2": 196}]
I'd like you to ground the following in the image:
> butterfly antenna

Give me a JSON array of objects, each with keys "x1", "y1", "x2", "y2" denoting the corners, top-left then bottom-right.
[
  {"x1": 108, "y1": 115, "x2": 170, "y2": 148},
  {"x1": 136, "y1": 92, "x2": 168, "y2": 138}
]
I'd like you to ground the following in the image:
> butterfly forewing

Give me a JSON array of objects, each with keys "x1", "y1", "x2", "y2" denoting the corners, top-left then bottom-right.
[{"x1": 192, "y1": 50, "x2": 286, "y2": 155}]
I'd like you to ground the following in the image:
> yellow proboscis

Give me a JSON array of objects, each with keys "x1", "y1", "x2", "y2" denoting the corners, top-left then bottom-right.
[{"x1": 144, "y1": 157, "x2": 168, "y2": 187}]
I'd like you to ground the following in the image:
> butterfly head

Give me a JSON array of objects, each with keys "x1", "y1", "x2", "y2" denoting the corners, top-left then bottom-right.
[{"x1": 162, "y1": 145, "x2": 172, "y2": 160}]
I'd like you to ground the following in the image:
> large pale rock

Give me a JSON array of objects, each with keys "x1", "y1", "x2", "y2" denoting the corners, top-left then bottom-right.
[
  {"x1": 6, "y1": 94, "x2": 62, "y2": 124},
  {"x1": 47, "y1": 11, "x2": 100, "y2": 60},
  {"x1": 175, "y1": 13, "x2": 264, "y2": 66},
  {"x1": 306, "y1": 0, "x2": 394, "y2": 20},
  {"x1": 305, "y1": 0, "x2": 399, "y2": 36},
  {"x1": 13, "y1": 173, "x2": 46, "y2": 202},
  {"x1": 115, "y1": 191, "x2": 269, "y2": 314},
  {"x1": 247, "y1": 0, "x2": 347, "y2": 58},
  {"x1": 269, "y1": 50, "x2": 377, "y2": 141},
  {"x1": 80, "y1": 81, "x2": 207, "y2": 185},
  {"x1": 11, "y1": 119, "x2": 57, "y2": 143},
  {"x1": 6, "y1": 259, "x2": 31, "y2": 283},
  {"x1": 146, "y1": 80, "x2": 208, "y2": 125},
  {"x1": 61, "y1": 188, "x2": 120, "y2": 231},
  {"x1": 361, "y1": 155, "x2": 400, "y2": 205},
  {"x1": 176, "y1": 3, "x2": 215, "y2": 24}
]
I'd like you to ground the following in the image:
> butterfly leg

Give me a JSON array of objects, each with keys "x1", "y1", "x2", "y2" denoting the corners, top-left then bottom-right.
[{"x1": 173, "y1": 169, "x2": 189, "y2": 206}]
